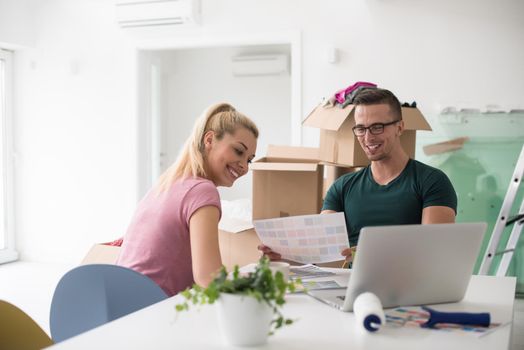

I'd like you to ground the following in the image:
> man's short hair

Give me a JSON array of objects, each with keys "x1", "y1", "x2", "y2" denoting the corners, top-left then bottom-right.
[{"x1": 353, "y1": 88, "x2": 402, "y2": 120}]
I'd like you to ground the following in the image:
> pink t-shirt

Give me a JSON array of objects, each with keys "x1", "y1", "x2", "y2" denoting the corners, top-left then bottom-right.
[{"x1": 117, "y1": 177, "x2": 221, "y2": 296}]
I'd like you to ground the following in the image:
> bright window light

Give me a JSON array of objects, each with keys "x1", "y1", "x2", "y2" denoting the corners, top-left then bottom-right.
[{"x1": 0, "y1": 48, "x2": 18, "y2": 263}]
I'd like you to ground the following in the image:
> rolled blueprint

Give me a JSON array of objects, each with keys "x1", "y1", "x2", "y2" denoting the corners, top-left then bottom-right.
[{"x1": 353, "y1": 292, "x2": 385, "y2": 332}]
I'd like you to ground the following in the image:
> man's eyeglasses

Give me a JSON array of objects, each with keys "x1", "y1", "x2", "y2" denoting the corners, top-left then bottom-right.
[{"x1": 352, "y1": 120, "x2": 401, "y2": 137}]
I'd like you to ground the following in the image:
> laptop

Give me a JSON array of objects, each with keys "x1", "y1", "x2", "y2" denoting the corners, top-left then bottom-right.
[{"x1": 307, "y1": 222, "x2": 487, "y2": 311}]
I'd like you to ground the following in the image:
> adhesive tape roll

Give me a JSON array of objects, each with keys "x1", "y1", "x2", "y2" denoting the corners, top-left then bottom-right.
[{"x1": 353, "y1": 292, "x2": 385, "y2": 332}]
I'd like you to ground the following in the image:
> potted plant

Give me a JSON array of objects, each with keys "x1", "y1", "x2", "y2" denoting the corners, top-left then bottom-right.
[{"x1": 175, "y1": 257, "x2": 299, "y2": 346}]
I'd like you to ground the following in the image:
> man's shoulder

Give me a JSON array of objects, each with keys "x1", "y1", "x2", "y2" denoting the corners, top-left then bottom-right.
[
  {"x1": 410, "y1": 158, "x2": 436, "y2": 170},
  {"x1": 335, "y1": 166, "x2": 367, "y2": 184},
  {"x1": 408, "y1": 159, "x2": 455, "y2": 195},
  {"x1": 409, "y1": 159, "x2": 447, "y2": 177}
]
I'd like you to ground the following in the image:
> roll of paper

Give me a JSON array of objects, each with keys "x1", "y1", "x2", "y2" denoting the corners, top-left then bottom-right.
[{"x1": 353, "y1": 292, "x2": 385, "y2": 332}]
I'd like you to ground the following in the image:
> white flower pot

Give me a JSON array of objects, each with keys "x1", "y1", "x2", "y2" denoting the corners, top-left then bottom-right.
[{"x1": 216, "y1": 293, "x2": 273, "y2": 347}]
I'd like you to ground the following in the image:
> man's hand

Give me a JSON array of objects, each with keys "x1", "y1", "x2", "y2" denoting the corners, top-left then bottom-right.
[
  {"x1": 257, "y1": 244, "x2": 282, "y2": 261},
  {"x1": 341, "y1": 246, "x2": 356, "y2": 263}
]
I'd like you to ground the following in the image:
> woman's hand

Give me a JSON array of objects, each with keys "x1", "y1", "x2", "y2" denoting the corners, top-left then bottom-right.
[{"x1": 257, "y1": 244, "x2": 282, "y2": 261}]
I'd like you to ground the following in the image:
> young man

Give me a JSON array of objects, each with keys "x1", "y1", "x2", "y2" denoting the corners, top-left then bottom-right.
[{"x1": 259, "y1": 88, "x2": 457, "y2": 262}]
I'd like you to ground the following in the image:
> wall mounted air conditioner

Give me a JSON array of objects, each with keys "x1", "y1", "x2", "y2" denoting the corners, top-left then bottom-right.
[
  {"x1": 115, "y1": 0, "x2": 201, "y2": 28},
  {"x1": 231, "y1": 54, "x2": 289, "y2": 77}
]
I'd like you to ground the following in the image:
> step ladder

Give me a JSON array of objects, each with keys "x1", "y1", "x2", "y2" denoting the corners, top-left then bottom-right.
[{"x1": 479, "y1": 144, "x2": 524, "y2": 276}]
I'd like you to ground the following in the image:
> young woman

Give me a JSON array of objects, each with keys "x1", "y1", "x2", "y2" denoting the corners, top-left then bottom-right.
[{"x1": 117, "y1": 103, "x2": 258, "y2": 296}]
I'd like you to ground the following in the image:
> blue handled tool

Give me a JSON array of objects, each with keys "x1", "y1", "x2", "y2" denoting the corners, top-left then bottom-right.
[{"x1": 421, "y1": 306, "x2": 490, "y2": 328}]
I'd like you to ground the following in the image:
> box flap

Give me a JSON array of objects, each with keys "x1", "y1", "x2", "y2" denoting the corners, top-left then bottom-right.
[
  {"x1": 302, "y1": 104, "x2": 355, "y2": 131},
  {"x1": 250, "y1": 161, "x2": 320, "y2": 172},
  {"x1": 304, "y1": 104, "x2": 431, "y2": 132},
  {"x1": 81, "y1": 244, "x2": 120, "y2": 265},
  {"x1": 402, "y1": 107, "x2": 432, "y2": 131},
  {"x1": 266, "y1": 145, "x2": 320, "y2": 160}
]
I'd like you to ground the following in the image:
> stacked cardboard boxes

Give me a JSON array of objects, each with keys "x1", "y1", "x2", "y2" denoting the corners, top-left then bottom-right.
[{"x1": 218, "y1": 145, "x2": 324, "y2": 269}]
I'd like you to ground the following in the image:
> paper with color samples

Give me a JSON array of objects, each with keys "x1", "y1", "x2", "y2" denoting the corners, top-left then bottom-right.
[{"x1": 253, "y1": 213, "x2": 349, "y2": 263}]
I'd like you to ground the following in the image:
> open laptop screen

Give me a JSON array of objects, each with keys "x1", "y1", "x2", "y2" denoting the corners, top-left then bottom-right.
[{"x1": 308, "y1": 222, "x2": 487, "y2": 312}]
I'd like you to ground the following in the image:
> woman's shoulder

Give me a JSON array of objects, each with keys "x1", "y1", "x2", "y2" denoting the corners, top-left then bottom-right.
[
  {"x1": 179, "y1": 176, "x2": 215, "y2": 186},
  {"x1": 177, "y1": 177, "x2": 219, "y2": 196}
]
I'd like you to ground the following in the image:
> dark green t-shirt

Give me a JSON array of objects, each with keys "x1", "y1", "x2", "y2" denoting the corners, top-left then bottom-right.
[{"x1": 322, "y1": 159, "x2": 457, "y2": 246}]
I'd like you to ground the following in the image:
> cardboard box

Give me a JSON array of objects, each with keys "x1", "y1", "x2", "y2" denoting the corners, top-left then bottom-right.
[
  {"x1": 80, "y1": 232, "x2": 259, "y2": 273},
  {"x1": 81, "y1": 244, "x2": 121, "y2": 265},
  {"x1": 250, "y1": 145, "x2": 323, "y2": 220},
  {"x1": 218, "y1": 228, "x2": 261, "y2": 271},
  {"x1": 303, "y1": 104, "x2": 432, "y2": 166},
  {"x1": 218, "y1": 225, "x2": 343, "y2": 269}
]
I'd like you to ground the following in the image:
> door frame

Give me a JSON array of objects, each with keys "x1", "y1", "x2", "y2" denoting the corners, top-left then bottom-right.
[
  {"x1": 0, "y1": 48, "x2": 17, "y2": 263},
  {"x1": 134, "y1": 31, "x2": 302, "y2": 198}
]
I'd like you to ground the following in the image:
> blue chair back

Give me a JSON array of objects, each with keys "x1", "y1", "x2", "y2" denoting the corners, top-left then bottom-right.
[{"x1": 50, "y1": 264, "x2": 168, "y2": 342}]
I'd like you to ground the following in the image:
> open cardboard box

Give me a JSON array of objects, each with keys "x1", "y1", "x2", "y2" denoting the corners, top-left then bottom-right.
[
  {"x1": 250, "y1": 145, "x2": 323, "y2": 220},
  {"x1": 303, "y1": 103, "x2": 432, "y2": 166}
]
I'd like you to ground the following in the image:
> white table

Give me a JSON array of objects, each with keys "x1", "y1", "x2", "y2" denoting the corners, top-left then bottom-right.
[{"x1": 47, "y1": 270, "x2": 516, "y2": 350}]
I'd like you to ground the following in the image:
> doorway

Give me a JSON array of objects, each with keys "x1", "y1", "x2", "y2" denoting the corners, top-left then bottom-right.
[{"x1": 136, "y1": 34, "x2": 301, "y2": 201}]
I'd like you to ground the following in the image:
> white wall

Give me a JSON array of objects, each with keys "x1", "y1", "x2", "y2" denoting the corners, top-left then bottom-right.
[
  {"x1": 2, "y1": 0, "x2": 523, "y2": 263},
  {"x1": 0, "y1": 0, "x2": 35, "y2": 48},
  {"x1": 10, "y1": 0, "x2": 138, "y2": 262},
  {"x1": 124, "y1": 0, "x2": 524, "y2": 151},
  {"x1": 158, "y1": 46, "x2": 291, "y2": 200}
]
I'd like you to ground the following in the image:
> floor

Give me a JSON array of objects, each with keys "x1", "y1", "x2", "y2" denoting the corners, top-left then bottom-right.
[
  {"x1": 0, "y1": 261, "x2": 73, "y2": 334},
  {"x1": 0, "y1": 261, "x2": 523, "y2": 348}
]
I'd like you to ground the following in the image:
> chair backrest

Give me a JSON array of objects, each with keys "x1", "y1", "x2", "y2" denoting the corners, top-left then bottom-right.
[
  {"x1": 50, "y1": 264, "x2": 168, "y2": 342},
  {"x1": 0, "y1": 300, "x2": 54, "y2": 349}
]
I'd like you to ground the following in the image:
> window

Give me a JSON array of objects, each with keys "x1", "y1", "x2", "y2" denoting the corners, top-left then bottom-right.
[{"x1": 0, "y1": 49, "x2": 17, "y2": 264}]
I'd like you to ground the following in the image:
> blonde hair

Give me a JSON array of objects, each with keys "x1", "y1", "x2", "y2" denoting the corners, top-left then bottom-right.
[{"x1": 156, "y1": 103, "x2": 259, "y2": 192}]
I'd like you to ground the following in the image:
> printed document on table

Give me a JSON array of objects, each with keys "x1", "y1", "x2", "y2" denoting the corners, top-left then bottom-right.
[{"x1": 253, "y1": 213, "x2": 349, "y2": 264}]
